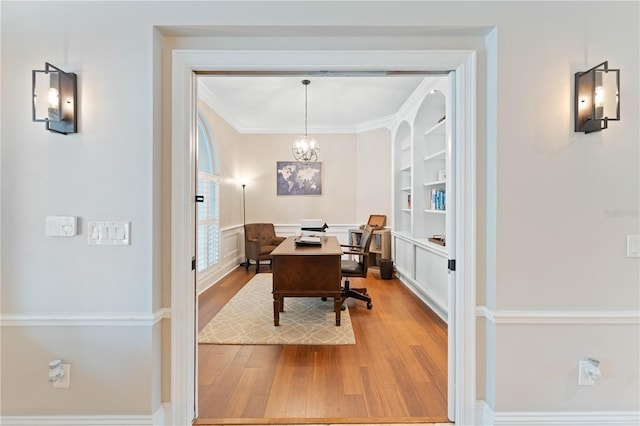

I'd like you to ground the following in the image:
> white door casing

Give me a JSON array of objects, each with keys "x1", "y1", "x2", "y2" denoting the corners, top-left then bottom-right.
[{"x1": 171, "y1": 49, "x2": 477, "y2": 425}]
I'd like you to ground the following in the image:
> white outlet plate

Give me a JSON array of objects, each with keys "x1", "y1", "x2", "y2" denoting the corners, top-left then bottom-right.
[
  {"x1": 578, "y1": 360, "x2": 595, "y2": 386},
  {"x1": 52, "y1": 364, "x2": 70, "y2": 388}
]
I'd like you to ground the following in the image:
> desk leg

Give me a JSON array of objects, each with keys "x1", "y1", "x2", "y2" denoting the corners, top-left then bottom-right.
[
  {"x1": 273, "y1": 297, "x2": 280, "y2": 326},
  {"x1": 334, "y1": 296, "x2": 342, "y2": 326}
]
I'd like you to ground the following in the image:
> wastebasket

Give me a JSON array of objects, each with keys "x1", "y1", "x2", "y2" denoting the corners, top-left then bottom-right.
[{"x1": 379, "y1": 259, "x2": 394, "y2": 280}]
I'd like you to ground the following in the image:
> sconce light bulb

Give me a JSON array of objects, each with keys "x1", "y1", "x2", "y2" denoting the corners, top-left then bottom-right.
[
  {"x1": 594, "y1": 86, "x2": 604, "y2": 108},
  {"x1": 48, "y1": 88, "x2": 59, "y2": 109}
]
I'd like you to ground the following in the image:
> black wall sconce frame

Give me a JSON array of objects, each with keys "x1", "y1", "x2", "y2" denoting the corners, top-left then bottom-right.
[
  {"x1": 32, "y1": 62, "x2": 77, "y2": 134},
  {"x1": 575, "y1": 61, "x2": 620, "y2": 134}
]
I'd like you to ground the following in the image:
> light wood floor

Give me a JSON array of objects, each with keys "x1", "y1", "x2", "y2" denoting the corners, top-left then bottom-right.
[{"x1": 196, "y1": 265, "x2": 449, "y2": 425}]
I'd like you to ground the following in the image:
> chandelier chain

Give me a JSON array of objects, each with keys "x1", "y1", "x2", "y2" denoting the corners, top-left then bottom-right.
[{"x1": 304, "y1": 81, "x2": 309, "y2": 136}]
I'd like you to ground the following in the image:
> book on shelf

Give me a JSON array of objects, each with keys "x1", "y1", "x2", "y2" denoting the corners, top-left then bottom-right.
[
  {"x1": 429, "y1": 189, "x2": 446, "y2": 211},
  {"x1": 407, "y1": 194, "x2": 411, "y2": 209}
]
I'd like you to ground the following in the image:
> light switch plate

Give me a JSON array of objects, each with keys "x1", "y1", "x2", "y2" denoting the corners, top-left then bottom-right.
[
  {"x1": 627, "y1": 235, "x2": 640, "y2": 258},
  {"x1": 88, "y1": 221, "x2": 130, "y2": 245}
]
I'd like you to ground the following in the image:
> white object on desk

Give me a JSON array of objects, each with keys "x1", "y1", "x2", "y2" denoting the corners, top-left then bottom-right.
[
  {"x1": 296, "y1": 236, "x2": 322, "y2": 245},
  {"x1": 300, "y1": 218, "x2": 326, "y2": 237}
]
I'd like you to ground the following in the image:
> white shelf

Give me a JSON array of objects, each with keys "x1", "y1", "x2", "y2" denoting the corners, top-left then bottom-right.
[
  {"x1": 401, "y1": 186, "x2": 411, "y2": 192},
  {"x1": 424, "y1": 209, "x2": 446, "y2": 214},
  {"x1": 423, "y1": 119, "x2": 446, "y2": 136},
  {"x1": 424, "y1": 149, "x2": 446, "y2": 161},
  {"x1": 423, "y1": 180, "x2": 446, "y2": 187},
  {"x1": 401, "y1": 209, "x2": 411, "y2": 213},
  {"x1": 401, "y1": 144, "x2": 411, "y2": 152},
  {"x1": 401, "y1": 164, "x2": 411, "y2": 171}
]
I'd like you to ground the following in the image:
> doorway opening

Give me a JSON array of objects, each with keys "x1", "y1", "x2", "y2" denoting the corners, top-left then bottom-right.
[
  {"x1": 195, "y1": 71, "x2": 452, "y2": 424},
  {"x1": 171, "y1": 49, "x2": 477, "y2": 426}
]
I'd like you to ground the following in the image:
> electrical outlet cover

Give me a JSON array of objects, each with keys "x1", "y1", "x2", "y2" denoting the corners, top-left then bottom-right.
[
  {"x1": 578, "y1": 360, "x2": 595, "y2": 386},
  {"x1": 52, "y1": 364, "x2": 70, "y2": 388}
]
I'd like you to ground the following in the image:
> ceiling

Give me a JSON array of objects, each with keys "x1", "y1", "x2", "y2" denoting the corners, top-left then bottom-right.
[{"x1": 198, "y1": 74, "x2": 438, "y2": 134}]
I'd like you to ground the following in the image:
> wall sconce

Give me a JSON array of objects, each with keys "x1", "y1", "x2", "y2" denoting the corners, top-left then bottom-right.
[
  {"x1": 575, "y1": 61, "x2": 620, "y2": 133},
  {"x1": 32, "y1": 62, "x2": 77, "y2": 134}
]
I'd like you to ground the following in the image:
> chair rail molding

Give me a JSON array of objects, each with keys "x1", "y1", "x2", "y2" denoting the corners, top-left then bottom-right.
[
  {"x1": 476, "y1": 306, "x2": 640, "y2": 325},
  {"x1": 0, "y1": 308, "x2": 171, "y2": 327}
]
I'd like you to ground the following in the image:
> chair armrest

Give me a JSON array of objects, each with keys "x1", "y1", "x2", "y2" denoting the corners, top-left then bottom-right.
[
  {"x1": 272, "y1": 236, "x2": 286, "y2": 245},
  {"x1": 340, "y1": 244, "x2": 360, "y2": 249},
  {"x1": 343, "y1": 250, "x2": 367, "y2": 256}
]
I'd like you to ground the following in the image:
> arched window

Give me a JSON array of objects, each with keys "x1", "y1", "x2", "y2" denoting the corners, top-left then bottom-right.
[{"x1": 196, "y1": 111, "x2": 220, "y2": 274}]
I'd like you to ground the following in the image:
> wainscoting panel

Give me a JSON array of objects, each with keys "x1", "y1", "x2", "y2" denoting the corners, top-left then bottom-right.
[
  {"x1": 476, "y1": 307, "x2": 639, "y2": 417},
  {"x1": 393, "y1": 232, "x2": 449, "y2": 322}
]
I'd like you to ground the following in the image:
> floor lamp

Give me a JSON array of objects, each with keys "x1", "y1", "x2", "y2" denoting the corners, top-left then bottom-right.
[
  {"x1": 242, "y1": 183, "x2": 246, "y2": 227},
  {"x1": 241, "y1": 183, "x2": 246, "y2": 267}
]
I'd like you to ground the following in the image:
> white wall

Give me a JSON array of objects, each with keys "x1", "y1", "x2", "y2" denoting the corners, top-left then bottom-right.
[
  {"x1": 240, "y1": 133, "x2": 358, "y2": 224},
  {"x1": 489, "y1": 2, "x2": 639, "y2": 415},
  {"x1": 198, "y1": 98, "x2": 386, "y2": 228},
  {"x1": 1, "y1": 1, "x2": 160, "y2": 417},
  {"x1": 356, "y1": 128, "x2": 393, "y2": 224},
  {"x1": 1, "y1": 0, "x2": 638, "y2": 422}
]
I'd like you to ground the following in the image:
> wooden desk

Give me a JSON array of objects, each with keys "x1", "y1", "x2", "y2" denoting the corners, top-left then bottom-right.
[{"x1": 270, "y1": 236, "x2": 343, "y2": 326}]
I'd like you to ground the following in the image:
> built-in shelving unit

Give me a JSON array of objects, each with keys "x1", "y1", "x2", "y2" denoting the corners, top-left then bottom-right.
[
  {"x1": 393, "y1": 120, "x2": 413, "y2": 235},
  {"x1": 391, "y1": 75, "x2": 452, "y2": 322}
]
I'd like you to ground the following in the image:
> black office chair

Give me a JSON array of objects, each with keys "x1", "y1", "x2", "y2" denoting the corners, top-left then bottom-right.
[{"x1": 340, "y1": 225, "x2": 374, "y2": 309}]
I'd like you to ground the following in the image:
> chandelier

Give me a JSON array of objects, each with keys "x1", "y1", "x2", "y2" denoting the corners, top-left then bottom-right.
[{"x1": 292, "y1": 79, "x2": 319, "y2": 164}]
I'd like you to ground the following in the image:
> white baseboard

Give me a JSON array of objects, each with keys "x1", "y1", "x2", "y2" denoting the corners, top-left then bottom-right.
[
  {"x1": 476, "y1": 400, "x2": 495, "y2": 425},
  {"x1": 152, "y1": 403, "x2": 171, "y2": 426},
  {"x1": 0, "y1": 415, "x2": 153, "y2": 425},
  {"x1": 0, "y1": 404, "x2": 172, "y2": 426},
  {"x1": 476, "y1": 401, "x2": 640, "y2": 426}
]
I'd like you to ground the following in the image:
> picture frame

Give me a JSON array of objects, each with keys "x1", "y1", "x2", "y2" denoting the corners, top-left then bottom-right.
[{"x1": 276, "y1": 161, "x2": 322, "y2": 195}]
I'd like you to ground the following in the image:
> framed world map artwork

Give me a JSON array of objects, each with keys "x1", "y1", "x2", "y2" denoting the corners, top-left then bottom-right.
[{"x1": 276, "y1": 161, "x2": 322, "y2": 195}]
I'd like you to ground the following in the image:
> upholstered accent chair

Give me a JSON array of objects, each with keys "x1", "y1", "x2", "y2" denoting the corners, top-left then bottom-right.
[{"x1": 244, "y1": 223, "x2": 286, "y2": 273}]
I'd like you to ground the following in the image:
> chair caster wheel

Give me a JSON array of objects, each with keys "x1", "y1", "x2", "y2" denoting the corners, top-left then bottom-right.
[
  {"x1": 367, "y1": 302, "x2": 373, "y2": 309},
  {"x1": 341, "y1": 305, "x2": 346, "y2": 311},
  {"x1": 321, "y1": 297, "x2": 327, "y2": 301}
]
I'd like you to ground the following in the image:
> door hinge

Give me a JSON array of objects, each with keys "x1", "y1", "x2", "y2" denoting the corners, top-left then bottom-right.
[
  {"x1": 448, "y1": 259, "x2": 456, "y2": 272},
  {"x1": 195, "y1": 195, "x2": 204, "y2": 203},
  {"x1": 191, "y1": 256, "x2": 196, "y2": 271}
]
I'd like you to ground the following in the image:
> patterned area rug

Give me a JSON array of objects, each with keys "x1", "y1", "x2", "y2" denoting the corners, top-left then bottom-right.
[{"x1": 198, "y1": 273, "x2": 355, "y2": 345}]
